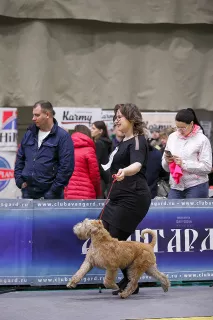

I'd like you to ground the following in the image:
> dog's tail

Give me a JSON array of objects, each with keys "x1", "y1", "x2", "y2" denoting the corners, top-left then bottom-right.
[{"x1": 141, "y1": 229, "x2": 156, "y2": 248}]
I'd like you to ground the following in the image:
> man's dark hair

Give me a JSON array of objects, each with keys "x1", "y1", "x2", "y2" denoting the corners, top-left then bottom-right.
[{"x1": 33, "y1": 100, "x2": 55, "y2": 116}]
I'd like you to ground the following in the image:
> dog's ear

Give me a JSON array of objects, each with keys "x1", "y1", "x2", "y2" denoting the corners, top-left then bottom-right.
[{"x1": 90, "y1": 220, "x2": 102, "y2": 234}]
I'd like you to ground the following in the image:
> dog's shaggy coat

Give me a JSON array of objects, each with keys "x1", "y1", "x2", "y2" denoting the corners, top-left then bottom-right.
[{"x1": 67, "y1": 219, "x2": 170, "y2": 298}]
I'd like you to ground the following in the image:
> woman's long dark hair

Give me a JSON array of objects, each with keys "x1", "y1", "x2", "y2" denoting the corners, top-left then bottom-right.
[
  {"x1": 175, "y1": 108, "x2": 205, "y2": 134},
  {"x1": 92, "y1": 121, "x2": 110, "y2": 139},
  {"x1": 114, "y1": 103, "x2": 144, "y2": 135}
]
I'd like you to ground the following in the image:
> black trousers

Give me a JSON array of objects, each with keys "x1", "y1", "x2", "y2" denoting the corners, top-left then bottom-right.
[{"x1": 102, "y1": 220, "x2": 131, "y2": 241}]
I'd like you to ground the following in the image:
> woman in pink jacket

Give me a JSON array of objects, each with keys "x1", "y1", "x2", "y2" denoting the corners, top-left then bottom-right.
[
  {"x1": 162, "y1": 108, "x2": 212, "y2": 199},
  {"x1": 64, "y1": 125, "x2": 101, "y2": 199}
]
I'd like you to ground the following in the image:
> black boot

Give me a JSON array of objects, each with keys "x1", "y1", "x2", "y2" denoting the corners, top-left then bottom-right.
[
  {"x1": 112, "y1": 283, "x2": 140, "y2": 295},
  {"x1": 132, "y1": 285, "x2": 139, "y2": 295},
  {"x1": 112, "y1": 281, "x2": 140, "y2": 295},
  {"x1": 112, "y1": 269, "x2": 140, "y2": 295},
  {"x1": 112, "y1": 269, "x2": 128, "y2": 295},
  {"x1": 112, "y1": 278, "x2": 128, "y2": 295}
]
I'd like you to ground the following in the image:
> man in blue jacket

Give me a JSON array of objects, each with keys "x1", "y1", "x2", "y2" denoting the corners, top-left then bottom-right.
[{"x1": 15, "y1": 100, "x2": 74, "y2": 199}]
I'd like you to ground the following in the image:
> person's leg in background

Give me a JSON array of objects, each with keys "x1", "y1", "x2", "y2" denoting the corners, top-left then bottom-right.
[
  {"x1": 184, "y1": 182, "x2": 209, "y2": 199},
  {"x1": 168, "y1": 188, "x2": 184, "y2": 199}
]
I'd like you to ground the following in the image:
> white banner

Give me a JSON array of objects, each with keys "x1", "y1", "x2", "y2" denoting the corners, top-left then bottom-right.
[
  {"x1": 200, "y1": 121, "x2": 212, "y2": 139},
  {"x1": 54, "y1": 107, "x2": 102, "y2": 130},
  {"x1": 101, "y1": 110, "x2": 114, "y2": 137},
  {"x1": 0, "y1": 108, "x2": 18, "y2": 151},
  {"x1": 142, "y1": 112, "x2": 176, "y2": 132},
  {"x1": 0, "y1": 152, "x2": 21, "y2": 199},
  {"x1": 101, "y1": 110, "x2": 176, "y2": 135}
]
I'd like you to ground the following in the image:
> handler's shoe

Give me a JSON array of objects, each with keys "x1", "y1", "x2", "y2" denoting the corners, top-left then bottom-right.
[{"x1": 112, "y1": 278, "x2": 139, "y2": 295}]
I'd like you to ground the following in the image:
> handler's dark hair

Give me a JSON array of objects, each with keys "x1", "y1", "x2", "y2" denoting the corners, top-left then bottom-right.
[
  {"x1": 114, "y1": 103, "x2": 144, "y2": 135},
  {"x1": 33, "y1": 100, "x2": 55, "y2": 117},
  {"x1": 175, "y1": 108, "x2": 204, "y2": 134},
  {"x1": 74, "y1": 125, "x2": 92, "y2": 138}
]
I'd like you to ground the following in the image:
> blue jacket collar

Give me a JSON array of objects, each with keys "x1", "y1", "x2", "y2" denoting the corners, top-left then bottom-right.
[{"x1": 28, "y1": 118, "x2": 58, "y2": 136}]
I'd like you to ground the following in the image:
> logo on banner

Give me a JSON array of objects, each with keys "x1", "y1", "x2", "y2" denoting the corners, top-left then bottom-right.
[
  {"x1": 2, "y1": 110, "x2": 17, "y2": 130},
  {"x1": 0, "y1": 109, "x2": 17, "y2": 146},
  {"x1": 61, "y1": 111, "x2": 92, "y2": 126},
  {"x1": 0, "y1": 156, "x2": 14, "y2": 191}
]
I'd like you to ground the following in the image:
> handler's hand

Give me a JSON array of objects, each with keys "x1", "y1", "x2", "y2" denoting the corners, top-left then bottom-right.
[{"x1": 115, "y1": 168, "x2": 125, "y2": 181}]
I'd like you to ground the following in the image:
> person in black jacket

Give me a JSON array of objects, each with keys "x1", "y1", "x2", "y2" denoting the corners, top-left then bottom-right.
[
  {"x1": 146, "y1": 139, "x2": 169, "y2": 198},
  {"x1": 91, "y1": 121, "x2": 112, "y2": 197},
  {"x1": 15, "y1": 100, "x2": 74, "y2": 199},
  {"x1": 111, "y1": 124, "x2": 125, "y2": 150}
]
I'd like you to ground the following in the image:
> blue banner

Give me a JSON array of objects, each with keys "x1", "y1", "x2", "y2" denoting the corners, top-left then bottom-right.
[
  {"x1": 0, "y1": 199, "x2": 213, "y2": 286},
  {"x1": 0, "y1": 199, "x2": 32, "y2": 285}
]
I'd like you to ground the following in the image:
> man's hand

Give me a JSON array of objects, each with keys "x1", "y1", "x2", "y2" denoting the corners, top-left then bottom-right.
[
  {"x1": 21, "y1": 182, "x2": 27, "y2": 189},
  {"x1": 44, "y1": 190, "x2": 56, "y2": 199}
]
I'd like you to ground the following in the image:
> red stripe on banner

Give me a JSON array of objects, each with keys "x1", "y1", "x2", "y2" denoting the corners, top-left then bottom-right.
[
  {"x1": 0, "y1": 169, "x2": 14, "y2": 180},
  {"x1": 2, "y1": 111, "x2": 13, "y2": 124},
  {"x1": 61, "y1": 121, "x2": 90, "y2": 124}
]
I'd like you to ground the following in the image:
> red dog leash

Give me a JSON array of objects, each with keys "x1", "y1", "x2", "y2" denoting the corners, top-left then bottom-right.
[{"x1": 99, "y1": 174, "x2": 117, "y2": 220}]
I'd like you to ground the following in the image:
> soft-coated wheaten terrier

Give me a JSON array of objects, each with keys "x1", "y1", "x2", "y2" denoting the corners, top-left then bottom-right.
[{"x1": 67, "y1": 219, "x2": 170, "y2": 298}]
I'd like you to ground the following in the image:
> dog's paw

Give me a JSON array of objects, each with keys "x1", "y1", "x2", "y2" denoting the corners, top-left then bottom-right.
[
  {"x1": 66, "y1": 280, "x2": 77, "y2": 289},
  {"x1": 162, "y1": 285, "x2": 169, "y2": 292},
  {"x1": 111, "y1": 283, "x2": 119, "y2": 290},
  {"x1": 161, "y1": 279, "x2": 170, "y2": 292},
  {"x1": 104, "y1": 281, "x2": 119, "y2": 290},
  {"x1": 119, "y1": 291, "x2": 129, "y2": 299}
]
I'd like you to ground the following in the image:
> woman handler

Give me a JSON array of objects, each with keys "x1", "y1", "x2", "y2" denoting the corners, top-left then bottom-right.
[{"x1": 101, "y1": 103, "x2": 151, "y2": 295}]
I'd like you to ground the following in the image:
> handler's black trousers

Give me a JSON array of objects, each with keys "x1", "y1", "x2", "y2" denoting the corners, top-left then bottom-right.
[
  {"x1": 102, "y1": 220, "x2": 131, "y2": 282},
  {"x1": 102, "y1": 220, "x2": 131, "y2": 241}
]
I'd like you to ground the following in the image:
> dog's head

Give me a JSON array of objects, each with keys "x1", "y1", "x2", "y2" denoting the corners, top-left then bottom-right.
[{"x1": 73, "y1": 219, "x2": 104, "y2": 240}]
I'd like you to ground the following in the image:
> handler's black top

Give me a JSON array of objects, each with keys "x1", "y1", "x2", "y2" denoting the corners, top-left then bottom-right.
[{"x1": 102, "y1": 135, "x2": 151, "y2": 233}]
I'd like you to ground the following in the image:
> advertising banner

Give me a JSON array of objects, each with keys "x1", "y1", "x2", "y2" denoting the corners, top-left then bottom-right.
[
  {"x1": 0, "y1": 199, "x2": 213, "y2": 286},
  {"x1": 142, "y1": 112, "x2": 176, "y2": 132},
  {"x1": 0, "y1": 152, "x2": 21, "y2": 199},
  {"x1": 200, "y1": 120, "x2": 212, "y2": 139},
  {"x1": 0, "y1": 108, "x2": 20, "y2": 199},
  {"x1": 0, "y1": 199, "x2": 32, "y2": 285},
  {"x1": 102, "y1": 110, "x2": 177, "y2": 136},
  {"x1": 55, "y1": 108, "x2": 176, "y2": 135},
  {"x1": 101, "y1": 110, "x2": 114, "y2": 137},
  {"x1": 54, "y1": 107, "x2": 102, "y2": 130},
  {"x1": 0, "y1": 108, "x2": 17, "y2": 151}
]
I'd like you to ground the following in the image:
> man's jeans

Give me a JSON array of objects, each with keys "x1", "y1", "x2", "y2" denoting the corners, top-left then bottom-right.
[{"x1": 22, "y1": 187, "x2": 64, "y2": 199}]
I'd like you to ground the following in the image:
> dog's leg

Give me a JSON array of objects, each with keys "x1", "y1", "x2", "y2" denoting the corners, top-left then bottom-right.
[
  {"x1": 146, "y1": 265, "x2": 170, "y2": 292},
  {"x1": 119, "y1": 262, "x2": 145, "y2": 299},
  {"x1": 67, "y1": 260, "x2": 92, "y2": 288},
  {"x1": 103, "y1": 269, "x2": 119, "y2": 290}
]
